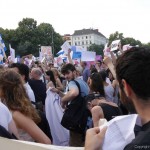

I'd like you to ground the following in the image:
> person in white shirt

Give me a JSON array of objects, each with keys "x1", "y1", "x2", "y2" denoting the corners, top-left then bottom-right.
[
  {"x1": 9, "y1": 63, "x2": 35, "y2": 103},
  {"x1": 0, "y1": 101, "x2": 19, "y2": 138}
]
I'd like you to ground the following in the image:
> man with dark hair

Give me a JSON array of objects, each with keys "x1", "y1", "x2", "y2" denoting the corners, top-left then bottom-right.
[
  {"x1": 85, "y1": 47, "x2": 150, "y2": 150},
  {"x1": 52, "y1": 63, "x2": 89, "y2": 147},
  {"x1": 9, "y1": 63, "x2": 35, "y2": 103}
]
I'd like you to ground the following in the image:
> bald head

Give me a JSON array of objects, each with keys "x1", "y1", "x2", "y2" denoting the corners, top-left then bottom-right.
[{"x1": 31, "y1": 68, "x2": 42, "y2": 80}]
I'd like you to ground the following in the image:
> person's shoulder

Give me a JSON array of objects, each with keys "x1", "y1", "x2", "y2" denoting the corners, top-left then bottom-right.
[
  {"x1": 0, "y1": 102, "x2": 10, "y2": 113},
  {"x1": 68, "y1": 80, "x2": 76, "y2": 85}
]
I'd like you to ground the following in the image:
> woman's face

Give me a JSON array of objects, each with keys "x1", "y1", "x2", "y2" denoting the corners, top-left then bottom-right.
[{"x1": 45, "y1": 74, "x2": 50, "y2": 81}]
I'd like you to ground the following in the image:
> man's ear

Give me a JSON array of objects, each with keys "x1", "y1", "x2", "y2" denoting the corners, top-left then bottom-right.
[
  {"x1": 121, "y1": 79, "x2": 132, "y2": 97},
  {"x1": 73, "y1": 70, "x2": 76, "y2": 75}
]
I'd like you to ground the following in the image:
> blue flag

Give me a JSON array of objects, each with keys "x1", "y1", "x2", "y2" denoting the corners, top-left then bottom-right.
[
  {"x1": 72, "y1": 51, "x2": 81, "y2": 59},
  {"x1": 0, "y1": 34, "x2": 7, "y2": 52}
]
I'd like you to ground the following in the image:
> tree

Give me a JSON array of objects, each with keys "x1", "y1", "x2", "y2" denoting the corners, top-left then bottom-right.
[
  {"x1": 108, "y1": 31, "x2": 124, "y2": 46},
  {"x1": 142, "y1": 42, "x2": 150, "y2": 49},
  {"x1": 37, "y1": 23, "x2": 63, "y2": 55},
  {"x1": 88, "y1": 44, "x2": 104, "y2": 56},
  {"x1": 122, "y1": 37, "x2": 142, "y2": 47},
  {"x1": 15, "y1": 18, "x2": 38, "y2": 56}
]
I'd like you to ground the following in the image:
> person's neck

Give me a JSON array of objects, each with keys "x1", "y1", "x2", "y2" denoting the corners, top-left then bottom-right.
[{"x1": 134, "y1": 99, "x2": 150, "y2": 125}]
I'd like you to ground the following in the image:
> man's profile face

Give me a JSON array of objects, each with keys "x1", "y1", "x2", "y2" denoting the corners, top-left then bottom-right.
[{"x1": 64, "y1": 70, "x2": 75, "y2": 81}]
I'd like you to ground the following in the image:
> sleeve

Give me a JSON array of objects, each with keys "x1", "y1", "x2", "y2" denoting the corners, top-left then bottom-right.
[{"x1": 68, "y1": 81, "x2": 78, "y2": 91}]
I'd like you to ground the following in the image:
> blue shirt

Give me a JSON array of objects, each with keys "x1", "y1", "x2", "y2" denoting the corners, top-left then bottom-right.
[
  {"x1": 82, "y1": 67, "x2": 90, "y2": 82},
  {"x1": 67, "y1": 78, "x2": 89, "y2": 97}
]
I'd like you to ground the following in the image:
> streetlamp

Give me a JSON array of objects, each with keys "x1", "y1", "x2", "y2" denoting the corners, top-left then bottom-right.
[{"x1": 51, "y1": 29, "x2": 54, "y2": 56}]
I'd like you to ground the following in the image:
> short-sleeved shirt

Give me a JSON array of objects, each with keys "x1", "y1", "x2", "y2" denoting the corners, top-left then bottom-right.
[
  {"x1": 67, "y1": 78, "x2": 89, "y2": 97},
  {"x1": 82, "y1": 67, "x2": 90, "y2": 83}
]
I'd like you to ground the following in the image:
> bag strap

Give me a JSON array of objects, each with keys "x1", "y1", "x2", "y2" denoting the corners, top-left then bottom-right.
[{"x1": 71, "y1": 80, "x2": 81, "y2": 97}]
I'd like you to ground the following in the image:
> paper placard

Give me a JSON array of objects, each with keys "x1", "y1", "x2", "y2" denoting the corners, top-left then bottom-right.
[
  {"x1": 61, "y1": 41, "x2": 71, "y2": 54},
  {"x1": 54, "y1": 57, "x2": 58, "y2": 68},
  {"x1": 41, "y1": 46, "x2": 52, "y2": 56},
  {"x1": 81, "y1": 51, "x2": 96, "y2": 61},
  {"x1": 111, "y1": 40, "x2": 121, "y2": 52},
  {"x1": 57, "y1": 56, "x2": 63, "y2": 65},
  {"x1": 100, "y1": 114, "x2": 139, "y2": 150}
]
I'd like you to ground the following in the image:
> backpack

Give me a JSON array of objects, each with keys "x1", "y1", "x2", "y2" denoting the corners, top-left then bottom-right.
[{"x1": 61, "y1": 80, "x2": 89, "y2": 134}]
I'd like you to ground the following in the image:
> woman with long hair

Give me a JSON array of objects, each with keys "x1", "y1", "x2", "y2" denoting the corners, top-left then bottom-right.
[
  {"x1": 87, "y1": 72, "x2": 121, "y2": 127},
  {"x1": 0, "y1": 69, "x2": 51, "y2": 144},
  {"x1": 45, "y1": 70, "x2": 56, "y2": 89},
  {"x1": 51, "y1": 68, "x2": 64, "y2": 91}
]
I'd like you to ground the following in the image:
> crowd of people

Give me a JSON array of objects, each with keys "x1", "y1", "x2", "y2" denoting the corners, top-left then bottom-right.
[{"x1": 0, "y1": 46, "x2": 150, "y2": 149}]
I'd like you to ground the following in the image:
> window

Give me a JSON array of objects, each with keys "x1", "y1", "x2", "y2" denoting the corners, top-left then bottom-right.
[
  {"x1": 78, "y1": 37, "x2": 80, "y2": 40},
  {"x1": 82, "y1": 41, "x2": 84, "y2": 45},
  {"x1": 78, "y1": 41, "x2": 80, "y2": 45},
  {"x1": 86, "y1": 41, "x2": 88, "y2": 44},
  {"x1": 75, "y1": 42, "x2": 77, "y2": 46},
  {"x1": 86, "y1": 36, "x2": 88, "y2": 39},
  {"x1": 90, "y1": 41, "x2": 92, "y2": 44}
]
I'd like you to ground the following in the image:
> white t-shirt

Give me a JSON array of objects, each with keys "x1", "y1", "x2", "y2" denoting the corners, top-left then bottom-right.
[
  {"x1": 24, "y1": 82, "x2": 35, "y2": 103},
  {"x1": 0, "y1": 102, "x2": 12, "y2": 130}
]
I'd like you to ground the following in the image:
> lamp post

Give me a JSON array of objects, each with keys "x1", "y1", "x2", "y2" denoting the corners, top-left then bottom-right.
[{"x1": 51, "y1": 29, "x2": 54, "y2": 56}]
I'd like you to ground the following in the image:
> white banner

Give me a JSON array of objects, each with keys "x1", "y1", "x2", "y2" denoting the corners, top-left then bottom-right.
[{"x1": 81, "y1": 51, "x2": 96, "y2": 61}]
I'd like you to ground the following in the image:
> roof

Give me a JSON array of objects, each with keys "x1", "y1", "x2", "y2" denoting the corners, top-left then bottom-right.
[{"x1": 72, "y1": 28, "x2": 106, "y2": 38}]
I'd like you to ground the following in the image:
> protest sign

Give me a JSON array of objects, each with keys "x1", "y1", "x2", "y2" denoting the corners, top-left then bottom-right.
[
  {"x1": 110, "y1": 40, "x2": 121, "y2": 52},
  {"x1": 54, "y1": 57, "x2": 58, "y2": 67},
  {"x1": 41, "y1": 46, "x2": 52, "y2": 56},
  {"x1": 81, "y1": 51, "x2": 96, "y2": 61},
  {"x1": 61, "y1": 41, "x2": 71, "y2": 54}
]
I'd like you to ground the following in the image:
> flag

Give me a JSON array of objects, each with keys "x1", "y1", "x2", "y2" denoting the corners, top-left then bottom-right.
[
  {"x1": 0, "y1": 34, "x2": 7, "y2": 52},
  {"x1": 9, "y1": 44, "x2": 15, "y2": 62},
  {"x1": 56, "y1": 49, "x2": 64, "y2": 55},
  {"x1": 72, "y1": 51, "x2": 81, "y2": 59},
  {"x1": 0, "y1": 34, "x2": 7, "y2": 63}
]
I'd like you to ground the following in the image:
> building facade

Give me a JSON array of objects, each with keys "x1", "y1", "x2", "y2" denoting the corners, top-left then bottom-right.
[{"x1": 63, "y1": 29, "x2": 107, "y2": 50}]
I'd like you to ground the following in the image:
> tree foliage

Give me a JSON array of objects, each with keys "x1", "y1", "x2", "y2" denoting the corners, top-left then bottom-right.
[
  {"x1": 0, "y1": 18, "x2": 63, "y2": 57},
  {"x1": 108, "y1": 31, "x2": 124, "y2": 46},
  {"x1": 88, "y1": 44, "x2": 104, "y2": 56},
  {"x1": 108, "y1": 31, "x2": 143, "y2": 48}
]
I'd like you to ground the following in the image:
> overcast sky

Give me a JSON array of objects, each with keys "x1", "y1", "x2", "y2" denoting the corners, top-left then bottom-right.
[{"x1": 0, "y1": 0, "x2": 150, "y2": 43}]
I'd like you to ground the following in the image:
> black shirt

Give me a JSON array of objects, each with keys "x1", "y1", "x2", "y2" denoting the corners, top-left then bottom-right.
[
  {"x1": 124, "y1": 121, "x2": 150, "y2": 150},
  {"x1": 28, "y1": 79, "x2": 46, "y2": 105}
]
